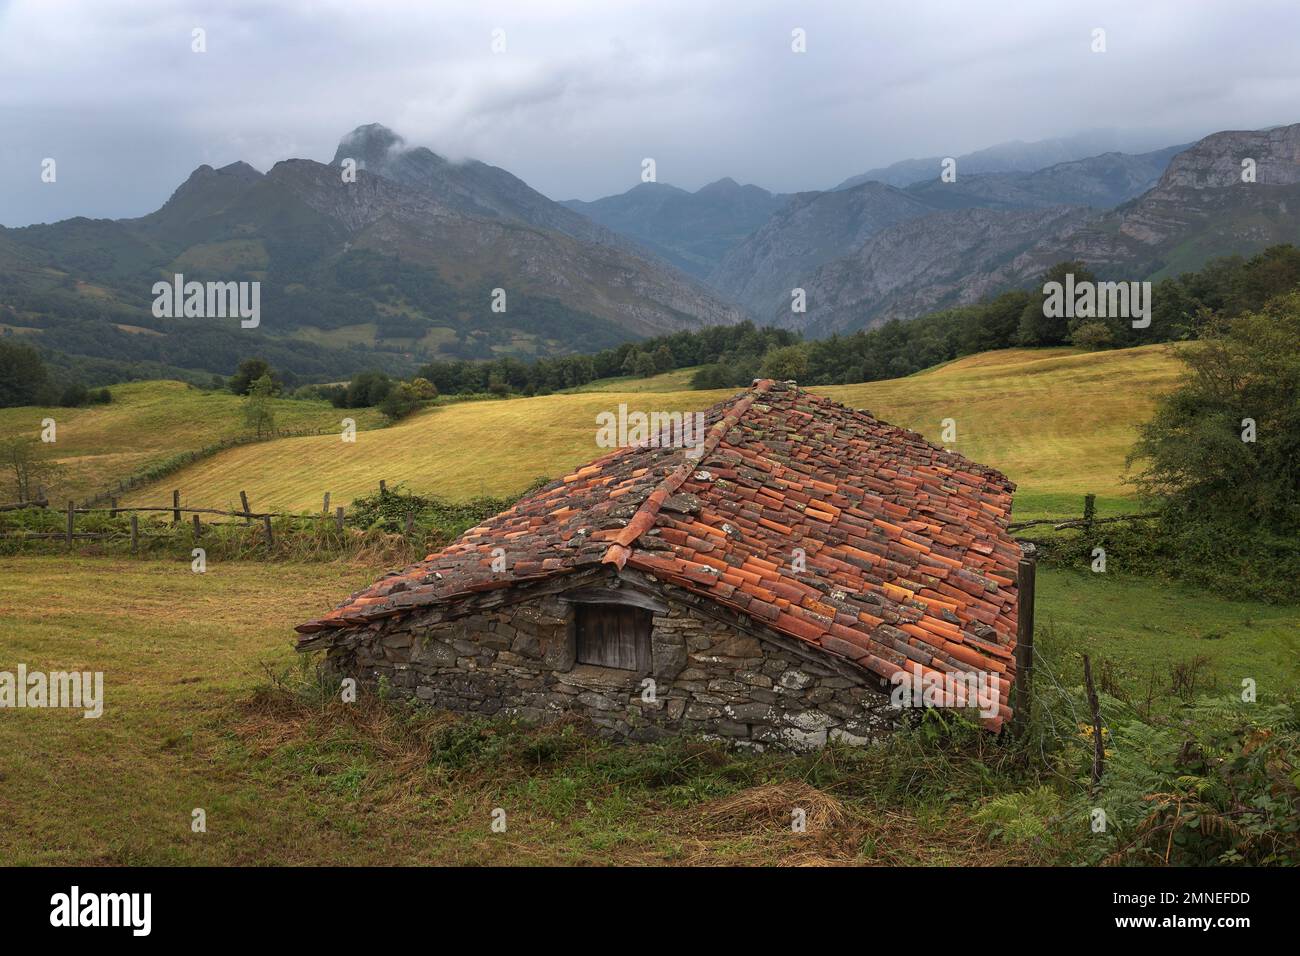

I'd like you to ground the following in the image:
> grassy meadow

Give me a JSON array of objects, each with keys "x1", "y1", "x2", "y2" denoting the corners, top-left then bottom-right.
[
  {"x1": 3, "y1": 555, "x2": 1294, "y2": 866},
  {"x1": 0, "y1": 380, "x2": 384, "y2": 506},
  {"x1": 5, "y1": 342, "x2": 1295, "y2": 867},
  {"x1": 116, "y1": 344, "x2": 1184, "y2": 518}
]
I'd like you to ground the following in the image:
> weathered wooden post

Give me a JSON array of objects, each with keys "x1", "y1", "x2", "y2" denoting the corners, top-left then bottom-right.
[
  {"x1": 192, "y1": 514, "x2": 202, "y2": 540},
  {"x1": 1083, "y1": 492, "x2": 1096, "y2": 546},
  {"x1": 404, "y1": 512, "x2": 415, "y2": 536},
  {"x1": 379, "y1": 479, "x2": 387, "y2": 494},
  {"x1": 335, "y1": 505, "x2": 345, "y2": 531},
  {"x1": 110, "y1": 497, "x2": 118, "y2": 518},
  {"x1": 1013, "y1": 556, "x2": 1036, "y2": 735},
  {"x1": 239, "y1": 490, "x2": 252, "y2": 525},
  {"x1": 66, "y1": 500, "x2": 74, "y2": 547},
  {"x1": 172, "y1": 489, "x2": 181, "y2": 524},
  {"x1": 130, "y1": 514, "x2": 139, "y2": 552},
  {"x1": 322, "y1": 491, "x2": 330, "y2": 514},
  {"x1": 262, "y1": 515, "x2": 274, "y2": 548},
  {"x1": 1083, "y1": 654, "x2": 1105, "y2": 788}
]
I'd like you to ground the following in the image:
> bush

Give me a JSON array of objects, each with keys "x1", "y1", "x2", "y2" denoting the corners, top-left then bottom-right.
[
  {"x1": 1037, "y1": 516, "x2": 1300, "y2": 603},
  {"x1": 1129, "y1": 296, "x2": 1300, "y2": 529},
  {"x1": 1070, "y1": 320, "x2": 1114, "y2": 350},
  {"x1": 378, "y1": 382, "x2": 420, "y2": 421},
  {"x1": 0, "y1": 340, "x2": 50, "y2": 407},
  {"x1": 347, "y1": 480, "x2": 549, "y2": 538},
  {"x1": 343, "y1": 370, "x2": 392, "y2": 408},
  {"x1": 760, "y1": 344, "x2": 809, "y2": 382},
  {"x1": 1064, "y1": 696, "x2": 1300, "y2": 866},
  {"x1": 229, "y1": 357, "x2": 281, "y2": 396},
  {"x1": 59, "y1": 383, "x2": 89, "y2": 407}
]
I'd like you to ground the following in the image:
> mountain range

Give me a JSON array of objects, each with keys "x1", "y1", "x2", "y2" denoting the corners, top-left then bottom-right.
[
  {"x1": 1, "y1": 121, "x2": 1297, "y2": 383},
  {"x1": 0, "y1": 124, "x2": 743, "y2": 381},
  {"x1": 561, "y1": 179, "x2": 788, "y2": 280},
  {"x1": 832, "y1": 128, "x2": 1190, "y2": 190},
  {"x1": 788, "y1": 124, "x2": 1300, "y2": 334}
]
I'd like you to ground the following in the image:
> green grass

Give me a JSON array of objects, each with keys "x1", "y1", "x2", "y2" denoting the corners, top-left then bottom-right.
[
  {"x1": 0, "y1": 381, "x2": 384, "y2": 505},
  {"x1": 0, "y1": 555, "x2": 1291, "y2": 866},
  {"x1": 114, "y1": 344, "x2": 1184, "y2": 516},
  {"x1": 563, "y1": 366, "x2": 703, "y2": 393},
  {"x1": 1035, "y1": 568, "x2": 1300, "y2": 700}
]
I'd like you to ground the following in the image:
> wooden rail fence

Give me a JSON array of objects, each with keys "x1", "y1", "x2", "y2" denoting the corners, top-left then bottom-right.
[{"x1": 0, "y1": 480, "x2": 402, "y2": 549}]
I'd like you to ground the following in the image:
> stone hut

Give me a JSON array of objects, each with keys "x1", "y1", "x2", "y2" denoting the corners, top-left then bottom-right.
[{"x1": 296, "y1": 380, "x2": 1023, "y2": 750}]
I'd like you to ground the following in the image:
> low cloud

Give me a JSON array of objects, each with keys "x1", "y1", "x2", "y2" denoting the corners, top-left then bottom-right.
[{"x1": 2, "y1": 0, "x2": 1298, "y2": 225}]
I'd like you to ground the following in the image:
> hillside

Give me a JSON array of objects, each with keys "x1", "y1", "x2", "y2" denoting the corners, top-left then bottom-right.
[
  {"x1": 902, "y1": 145, "x2": 1186, "y2": 212},
  {"x1": 794, "y1": 124, "x2": 1300, "y2": 333},
  {"x1": 833, "y1": 129, "x2": 1186, "y2": 190},
  {"x1": 0, "y1": 381, "x2": 383, "y2": 505},
  {"x1": 708, "y1": 182, "x2": 933, "y2": 315},
  {"x1": 118, "y1": 345, "x2": 1184, "y2": 516},
  {"x1": 561, "y1": 179, "x2": 787, "y2": 279}
]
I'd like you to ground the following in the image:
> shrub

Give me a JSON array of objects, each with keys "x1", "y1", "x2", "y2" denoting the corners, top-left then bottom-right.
[
  {"x1": 1129, "y1": 296, "x2": 1300, "y2": 529},
  {"x1": 760, "y1": 344, "x2": 810, "y2": 382},
  {"x1": 1070, "y1": 320, "x2": 1114, "y2": 350},
  {"x1": 229, "y1": 357, "x2": 281, "y2": 396},
  {"x1": 1064, "y1": 697, "x2": 1300, "y2": 866},
  {"x1": 0, "y1": 340, "x2": 50, "y2": 407},
  {"x1": 378, "y1": 382, "x2": 420, "y2": 421},
  {"x1": 59, "y1": 383, "x2": 89, "y2": 407}
]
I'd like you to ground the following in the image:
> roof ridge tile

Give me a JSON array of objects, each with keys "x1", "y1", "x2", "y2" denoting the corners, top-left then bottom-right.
[{"x1": 601, "y1": 379, "x2": 776, "y2": 569}]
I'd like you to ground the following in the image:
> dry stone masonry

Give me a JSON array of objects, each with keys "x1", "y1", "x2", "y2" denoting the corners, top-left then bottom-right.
[{"x1": 319, "y1": 573, "x2": 896, "y2": 751}]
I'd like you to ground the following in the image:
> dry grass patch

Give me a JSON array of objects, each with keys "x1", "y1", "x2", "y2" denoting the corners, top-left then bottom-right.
[{"x1": 120, "y1": 345, "x2": 1183, "y2": 514}]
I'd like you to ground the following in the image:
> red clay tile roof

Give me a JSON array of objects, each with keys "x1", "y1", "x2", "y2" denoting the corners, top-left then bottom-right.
[{"x1": 297, "y1": 380, "x2": 1022, "y2": 730}]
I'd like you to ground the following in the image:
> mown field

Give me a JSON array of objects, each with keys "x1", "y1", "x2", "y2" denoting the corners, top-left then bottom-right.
[
  {"x1": 0, "y1": 381, "x2": 384, "y2": 506},
  {"x1": 117, "y1": 345, "x2": 1184, "y2": 519},
  {"x1": 3, "y1": 555, "x2": 1294, "y2": 866}
]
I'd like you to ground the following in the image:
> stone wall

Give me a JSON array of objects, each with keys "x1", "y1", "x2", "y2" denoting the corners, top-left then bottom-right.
[{"x1": 318, "y1": 579, "x2": 897, "y2": 751}]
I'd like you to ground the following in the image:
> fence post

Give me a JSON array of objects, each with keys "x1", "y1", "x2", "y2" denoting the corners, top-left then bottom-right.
[
  {"x1": 1013, "y1": 556, "x2": 1036, "y2": 736},
  {"x1": 130, "y1": 514, "x2": 139, "y2": 552},
  {"x1": 172, "y1": 490, "x2": 181, "y2": 524},
  {"x1": 192, "y1": 514, "x2": 201, "y2": 540},
  {"x1": 240, "y1": 490, "x2": 252, "y2": 525},
  {"x1": 335, "y1": 505, "x2": 345, "y2": 531},
  {"x1": 379, "y1": 479, "x2": 387, "y2": 494},
  {"x1": 66, "y1": 500, "x2": 74, "y2": 547},
  {"x1": 110, "y1": 497, "x2": 118, "y2": 518},
  {"x1": 405, "y1": 512, "x2": 415, "y2": 536},
  {"x1": 322, "y1": 492, "x2": 330, "y2": 514},
  {"x1": 262, "y1": 515, "x2": 274, "y2": 549},
  {"x1": 1083, "y1": 492, "x2": 1096, "y2": 544}
]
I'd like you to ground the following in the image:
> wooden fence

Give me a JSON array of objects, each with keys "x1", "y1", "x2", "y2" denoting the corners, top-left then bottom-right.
[
  {"x1": 1007, "y1": 493, "x2": 1157, "y2": 536},
  {"x1": 0, "y1": 482, "x2": 397, "y2": 550},
  {"x1": 4, "y1": 486, "x2": 1156, "y2": 551}
]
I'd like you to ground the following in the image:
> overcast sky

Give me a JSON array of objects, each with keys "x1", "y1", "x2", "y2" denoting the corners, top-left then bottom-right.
[{"x1": 2, "y1": 0, "x2": 1298, "y2": 227}]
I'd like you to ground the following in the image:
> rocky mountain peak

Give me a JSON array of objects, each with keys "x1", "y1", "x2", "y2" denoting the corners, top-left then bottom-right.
[
  {"x1": 332, "y1": 123, "x2": 410, "y2": 169},
  {"x1": 215, "y1": 160, "x2": 264, "y2": 182},
  {"x1": 1153, "y1": 123, "x2": 1300, "y2": 192}
]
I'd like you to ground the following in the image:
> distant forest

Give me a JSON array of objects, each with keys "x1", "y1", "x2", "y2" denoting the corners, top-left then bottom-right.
[
  {"x1": 5, "y1": 244, "x2": 1300, "y2": 405},
  {"x1": 413, "y1": 245, "x2": 1300, "y2": 395}
]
